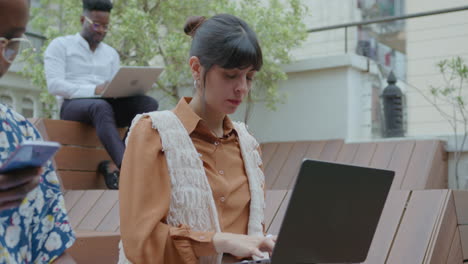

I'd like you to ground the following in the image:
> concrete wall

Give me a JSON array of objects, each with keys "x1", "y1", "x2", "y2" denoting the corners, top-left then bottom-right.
[
  {"x1": 405, "y1": 0, "x2": 468, "y2": 136},
  {"x1": 291, "y1": 0, "x2": 361, "y2": 60},
  {"x1": 229, "y1": 54, "x2": 380, "y2": 143},
  {"x1": 153, "y1": 54, "x2": 381, "y2": 144}
]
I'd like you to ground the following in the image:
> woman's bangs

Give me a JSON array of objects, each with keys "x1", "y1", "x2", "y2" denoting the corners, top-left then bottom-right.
[{"x1": 221, "y1": 39, "x2": 263, "y2": 71}]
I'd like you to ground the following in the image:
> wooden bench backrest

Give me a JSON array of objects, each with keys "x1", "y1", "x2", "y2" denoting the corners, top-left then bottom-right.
[
  {"x1": 31, "y1": 118, "x2": 127, "y2": 190},
  {"x1": 260, "y1": 139, "x2": 448, "y2": 190},
  {"x1": 265, "y1": 189, "x2": 464, "y2": 263},
  {"x1": 29, "y1": 118, "x2": 456, "y2": 262}
]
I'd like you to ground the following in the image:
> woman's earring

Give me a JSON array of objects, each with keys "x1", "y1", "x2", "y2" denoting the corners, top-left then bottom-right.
[{"x1": 193, "y1": 79, "x2": 198, "y2": 89}]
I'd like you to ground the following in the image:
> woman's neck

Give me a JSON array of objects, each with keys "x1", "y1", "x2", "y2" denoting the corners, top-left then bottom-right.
[{"x1": 189, "y1": 96, "x2": 225, "y2": 138}]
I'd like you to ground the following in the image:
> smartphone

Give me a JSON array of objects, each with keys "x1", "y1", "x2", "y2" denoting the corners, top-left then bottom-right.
[{"x1": 0, "y1": 141, "x2": 61, "y2": 174}]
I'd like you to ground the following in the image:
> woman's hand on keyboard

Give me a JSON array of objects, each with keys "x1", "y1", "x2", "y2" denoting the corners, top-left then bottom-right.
[{"x1": 213, "y1": 232, "x2": 275, "y2": 259}]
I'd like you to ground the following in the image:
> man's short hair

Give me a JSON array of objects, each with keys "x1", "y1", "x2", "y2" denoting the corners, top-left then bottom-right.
[{"x1": 82, "y1": 0, "x2": 113, "y2": 12}]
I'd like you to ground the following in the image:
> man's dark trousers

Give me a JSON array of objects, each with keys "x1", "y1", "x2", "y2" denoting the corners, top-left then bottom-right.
[{"x1": 60, "y1": 95, "x2": 159, "y2": 168}]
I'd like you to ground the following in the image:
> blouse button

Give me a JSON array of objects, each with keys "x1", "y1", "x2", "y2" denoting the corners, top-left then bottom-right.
[{"x1": 220, "y1": 196, "x2": 226, "y2": 203}]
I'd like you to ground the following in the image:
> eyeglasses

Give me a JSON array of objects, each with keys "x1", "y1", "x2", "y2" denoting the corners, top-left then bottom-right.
[
  {"x1": 0, "y1": 36, "x2": 35, "y2": 63},
  {"x1": 84, "y1": 16, "x2": 110, "y2": 32}
]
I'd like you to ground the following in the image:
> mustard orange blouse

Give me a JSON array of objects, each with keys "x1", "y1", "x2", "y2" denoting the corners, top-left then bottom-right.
[{"x1": 119, "y1": 97, "x2": 262, "y2": 264}]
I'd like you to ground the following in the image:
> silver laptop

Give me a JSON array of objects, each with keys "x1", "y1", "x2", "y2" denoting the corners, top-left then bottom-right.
[
  {"x1": 101, "y1": 66, "x2": 163, "y2": 98},
  {"x1": 235, "y1": 159, "x2": 394, "y2": 264}
]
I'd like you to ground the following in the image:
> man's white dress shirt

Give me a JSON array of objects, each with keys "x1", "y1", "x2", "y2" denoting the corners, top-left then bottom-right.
[{"x1": 44, "y1": 33, "x2": 120, "y2": 105}]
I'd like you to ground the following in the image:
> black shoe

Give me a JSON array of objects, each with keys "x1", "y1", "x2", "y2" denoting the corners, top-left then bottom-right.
[{"x1": 98, "y1": 160, "x2": 119, "y2": 190}]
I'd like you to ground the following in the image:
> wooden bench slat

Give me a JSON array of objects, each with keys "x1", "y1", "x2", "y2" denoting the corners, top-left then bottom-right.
[
  {"x1": 387, "y1": 141, "x2": 415, "y2": 189},
  {"x1": 274, "y1": 142, "x2": 310, "y2": 190},
  {"x1": 55, "y1": 146, "x2": 111, "y2": 171},
  {"x1": 303, "y1": 140, "x2": 327, "y2": 160},
  {"x1": 425, "y1": 190, "x2": 457, "y2": 263},
  {"x1": 96, "y1": 200, "x2": 121, "y2": 232},
  {"x1": 369, "y1": 141, "x2": 397, "y2": 169},
  {"x1": 59, "y1": 170, "x2": 107, "y2": 190},
  {"x1": 67, "y1": 190, "x2": 105, "y2": 229},
  {"x1": 352, "y1": 143, "x2": 377, "y2": 166},
  {"x1": 318, "y1": 139, "x2": 344, "y2": 161},
  {"x1": 264, "y1": 190, "x2": 288, "y2": 230},
  {"x1": 426, "y1": 141, "x2": 448, "y2": 189},
  {"x1": 363, "y1": 190, "x2": 410, "y2": 264},
  {"x1": 267, "y1": 191, "x2": 292, "y2": 235},
  {"x1": 335, "y1": 143, "x2": 359, "y2": 164},
  {"x1": 260, "y1": 143, "x2": 278, "y2": 169},
  {"x1": 68, "y1": 231, "x2": 120, "y2": 264},
  {"x1": 459, "y1": 225, "x2": 468, "y2": 260},
  {"x1": 446, "y1": 227, "x2": 463, "y2": 264},
  {"x1": 42, "y1": 119, "x2": 126, "y2": 147},
  {"x1": 64, "y1": 190, "x2": 85, "y2": 212},
  {"x1": 77, "y1": 191, "x2": 119, "y2": 231},
  {"x1": 387, "y1": 190, "x2": 448, "y2": 263},
  {"x1": 290, "y1": 140, "x2": 328, "y2": 189},
  {"x1": 402, "y1": 140, "x2": 438, "y2": 189},
  {"x1": 265, "y1": 143, "x2": 294, "y2": 189},
  {"x1": 453, "y1": 190, "x2": 468, "y2": 225}
]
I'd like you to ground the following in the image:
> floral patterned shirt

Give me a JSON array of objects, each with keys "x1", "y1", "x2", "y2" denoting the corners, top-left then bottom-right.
[{"x1": 0, "y1": 104, "x2": 75, "y2": 264}]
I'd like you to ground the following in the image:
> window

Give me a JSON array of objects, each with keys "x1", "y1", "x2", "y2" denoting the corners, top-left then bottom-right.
[
  {"x1": 0, "y1": 95, "x2": 14, "y2": 108},
  {"x1": 21, "y1": 97, "x2": 34, "y2": 118}
]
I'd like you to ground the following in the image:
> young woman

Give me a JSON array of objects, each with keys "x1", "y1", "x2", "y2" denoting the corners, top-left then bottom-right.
[{"x1": 119, "y1": 14, "x2": 274, "y2": 264}]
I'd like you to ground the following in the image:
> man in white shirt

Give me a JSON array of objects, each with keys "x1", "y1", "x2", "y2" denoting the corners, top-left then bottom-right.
[{"x1": 44, "y1": 0, "x2": 158, "y2": 189}]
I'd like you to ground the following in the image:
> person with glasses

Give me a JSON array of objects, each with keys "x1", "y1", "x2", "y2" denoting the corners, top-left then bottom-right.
[
  {"x1": 0, "y1": 37, "x2": 33, "y2": 65},
  {"x1": 0, "y1": 0, "x2": 76, "y2": 263},
  {"x1": 44, "y1": 0, "x2": 159, "y2": 190}
]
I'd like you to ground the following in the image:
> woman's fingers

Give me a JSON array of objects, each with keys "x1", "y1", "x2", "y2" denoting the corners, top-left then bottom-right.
[
  {"x1": 213, "y1": 232, "x2": 277, "y2": 259},
  {"x1": 260, "y1": 237, "x2": 275, "y2": 253},
  {"x1": 270, "y1": 235, "x2": 277, "y2": 243},
  {"x1": 252, "y1": 248, "x2": 265, "y2": 259}
]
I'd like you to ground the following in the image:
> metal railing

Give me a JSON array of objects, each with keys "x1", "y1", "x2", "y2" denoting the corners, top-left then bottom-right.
[{"x1": 306, "y1": 5, "x2": 468, "y2": 53}]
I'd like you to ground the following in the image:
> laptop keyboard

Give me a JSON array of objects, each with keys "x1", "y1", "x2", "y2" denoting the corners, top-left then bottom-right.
[{"x1": 233, "y1": 259, "x2": 271, "y2": 264}]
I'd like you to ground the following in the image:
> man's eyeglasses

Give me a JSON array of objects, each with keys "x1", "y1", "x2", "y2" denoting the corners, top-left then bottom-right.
[
  {"x1": 0, "y1": 36, "x2": 35, "y2": 63},
  {"x1": 84, "y1": 16, "x2": 110, "y2": 32}
]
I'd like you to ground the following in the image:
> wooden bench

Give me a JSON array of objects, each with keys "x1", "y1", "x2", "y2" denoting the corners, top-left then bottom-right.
[
  {"x1": 31, "y1": 118, "x2": 127, "y2": 189},
  {"x1": 31, "y1": 118, "x2": 124, "y2": 263},
  {"x1": 31, "y1": 118, "x2": 452, "y2": 263},
  {"x1": 265, "y1": 189, "x2": 468, "y2": 263},
  {"x1": 63, "y1": 190, "x2": 120, "y2": 263},
  {"x1": 261, "y1": 140, "x2": 461, "y2": 263},
  {"x1": 260, "y1": 139, "x2": 448, "y2": 190}
]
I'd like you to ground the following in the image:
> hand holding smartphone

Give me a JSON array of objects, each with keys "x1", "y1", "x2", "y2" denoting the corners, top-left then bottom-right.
[
  {"x1": 0, "y1": 140, "x2": 60, "y2": 211},
  {"x1": 0, "y1": 141, "x2": 61, "y2": 174}
]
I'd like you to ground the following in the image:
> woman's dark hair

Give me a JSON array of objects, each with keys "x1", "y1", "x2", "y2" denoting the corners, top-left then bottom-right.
[
  {"x1": 82, "y1": 0, "x2": 113, "y2": 12},
  {"x1": 184, "y1": 14, "x2": 263, "y2": 81}
]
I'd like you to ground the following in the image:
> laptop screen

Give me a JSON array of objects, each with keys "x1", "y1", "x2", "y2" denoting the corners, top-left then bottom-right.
[{"x1": 270, "y1": 159, "x2": 394, "y2": 264}]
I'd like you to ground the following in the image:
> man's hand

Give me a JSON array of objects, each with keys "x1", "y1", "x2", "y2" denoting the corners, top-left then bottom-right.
[
  {"x1": 0, "y1": 167, "x2": 42, "y2": 211},
  {"x1": 94, "y1": 82, "x2": 109, "y2": 95},
  {"x1": 213, "y1": 232, "x2": 275, "y2": 259}
]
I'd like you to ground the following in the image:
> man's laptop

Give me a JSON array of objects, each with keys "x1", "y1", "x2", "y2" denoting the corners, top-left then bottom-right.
[
  {"x1": 101, "y1": 66, "x2": 163, "y2": 98},
  {"x1": 235, "y1": 159, "x2": 394, "y2": 264}
]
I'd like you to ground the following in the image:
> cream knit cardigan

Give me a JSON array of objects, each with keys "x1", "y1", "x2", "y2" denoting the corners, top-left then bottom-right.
[{"x1": 118, "y1": 110, "x2": 265, "y2": 264}]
